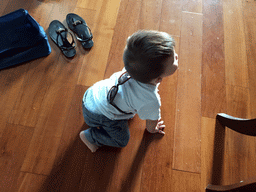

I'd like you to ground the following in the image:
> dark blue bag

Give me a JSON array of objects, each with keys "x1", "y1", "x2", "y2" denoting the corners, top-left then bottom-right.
[{"x1": 0, "y1": 9, "x2": 51, "y2": 69}]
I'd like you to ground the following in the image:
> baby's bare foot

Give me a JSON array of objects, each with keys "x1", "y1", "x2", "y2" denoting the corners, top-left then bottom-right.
[{"x1": 79, "y1": 131, "x2": 99, "y2": 152}]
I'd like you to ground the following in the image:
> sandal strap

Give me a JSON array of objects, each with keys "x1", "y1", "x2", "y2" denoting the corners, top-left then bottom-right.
[
  {"x1": 75, "y1": 26, "x2": 93, "y2": 42},
  {"x1": 56, "y1": 27, "x2": 76, "y2": 51},
  {"x1": 56, "y1": 28, "x2": 67, "y2": 34},
  {"x1": 60, "y1": 44, "x2": 75, "y2": 51},
  {"x1": 71, "y1": 18, "x2": 93, "y2": 42},
  {"x1": 73, "y1": 20, "x2": 83, "y2": 26}
]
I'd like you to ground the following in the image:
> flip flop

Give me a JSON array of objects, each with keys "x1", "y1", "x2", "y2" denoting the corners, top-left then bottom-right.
[
  {"x1": 66, "y1": 13, "x2": 94, "y2": 49},
  {"x1": 48, "y1": 20, "x2": 76, "y2": 58}
]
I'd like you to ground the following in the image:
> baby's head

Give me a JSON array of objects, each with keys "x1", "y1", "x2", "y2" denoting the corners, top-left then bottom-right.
[{"x1": 123, "y1": 30, "x2": 178, "y2": 84}]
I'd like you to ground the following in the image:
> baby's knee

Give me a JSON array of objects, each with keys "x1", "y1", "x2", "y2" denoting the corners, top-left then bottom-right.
[
  {"x1": 117, "y1": 134, "x2": 130, "y2": 148},
  {"x1": 118, "y1": 140, "x2": 129, "y2": 148}
]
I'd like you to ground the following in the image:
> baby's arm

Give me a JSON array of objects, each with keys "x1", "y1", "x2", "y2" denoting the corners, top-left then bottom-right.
[{"x1": 146, "y1": 119, "x2": 165, "y2": 135}]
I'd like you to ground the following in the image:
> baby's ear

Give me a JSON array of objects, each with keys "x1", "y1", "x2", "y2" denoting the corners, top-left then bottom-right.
[{"x1": 156, "y1": 77, "x2": 163, "y2": 84}]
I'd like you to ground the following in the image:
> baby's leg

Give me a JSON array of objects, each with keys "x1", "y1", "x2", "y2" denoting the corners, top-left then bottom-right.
[
  {"x1": 86, "y1": 120, "x2": 130, "y2": 148},
  {"x1": 81, "y1": 105, "x2": 130, "y2": 151}
]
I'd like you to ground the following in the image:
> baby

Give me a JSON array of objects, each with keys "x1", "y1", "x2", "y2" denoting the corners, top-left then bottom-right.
[{"x1": 80, "y1": 30, "x2": 178, "y2": 152}]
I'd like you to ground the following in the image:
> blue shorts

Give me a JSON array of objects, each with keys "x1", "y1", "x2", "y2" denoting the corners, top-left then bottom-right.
[{"x1": 82, "y1": 102, "x2": 130, "y2": 148}]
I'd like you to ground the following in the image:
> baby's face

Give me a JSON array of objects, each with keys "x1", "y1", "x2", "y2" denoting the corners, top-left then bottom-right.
[{"x1": 162, "y1": 50, "x2": 178, "y2": 77}]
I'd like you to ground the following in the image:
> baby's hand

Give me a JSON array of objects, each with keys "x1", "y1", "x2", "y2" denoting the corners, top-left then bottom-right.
[
  {"x1": 146, "y1": 119, "x2": 165, "y2": 135},
  {"x1": 154, "y1": 120, "x2": 165, "y2": 135}
]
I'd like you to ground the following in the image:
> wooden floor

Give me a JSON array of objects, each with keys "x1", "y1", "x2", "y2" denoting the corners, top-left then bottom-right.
[{"x1": 0, "y1": 0, "x2": 256, "y2": 191}]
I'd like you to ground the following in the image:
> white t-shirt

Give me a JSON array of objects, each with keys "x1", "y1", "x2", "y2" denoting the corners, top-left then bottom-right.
[{"x1": 83, "y1": 69, "x2": 161, "y2": 120}]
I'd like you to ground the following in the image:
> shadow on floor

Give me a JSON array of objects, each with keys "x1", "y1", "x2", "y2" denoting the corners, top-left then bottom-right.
[
  {"x1": 119, "y1": 130, "x2": 164, "y2": 192},
  {"x1": 40, "y1": 124, "x2": 163, "y2": 192},
  {"x1": 39, "y1": 123, "x2": 121, "y2": 192}
]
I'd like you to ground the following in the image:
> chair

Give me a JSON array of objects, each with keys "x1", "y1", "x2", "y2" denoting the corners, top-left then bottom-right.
[{"x1": 206, "y1": 113, "x2": 256, "y2": 192}]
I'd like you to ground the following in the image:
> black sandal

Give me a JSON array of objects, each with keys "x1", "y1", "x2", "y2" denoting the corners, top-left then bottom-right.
[
  {"x1": 48, "y1": 20, "x2": 76, "y2": 58},
  {"x1": 66, "y1": 13, "x2": 94, "y2": 49}
]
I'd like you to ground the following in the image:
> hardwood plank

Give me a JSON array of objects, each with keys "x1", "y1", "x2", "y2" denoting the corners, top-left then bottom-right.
[
  {"x1": 182, "y1": 0, "x2": 202, "y2": 13},
  {"x1": 159, "y1": 0, "x2": 182, "y2": 36},
  {"x1": 226, "y1": 85, "x2": 251, "y2": 119},
  {"x1": 77, "y1": 0, "x2": 122, "y2": 86},
  {"x1": 28, "y1": 1, "x2": 55, "y2": 30},
  {"x1": 0, "y1": 0, "x2": 9, "y2": 16},
  {"x1": 79, "y1": 148, "x2": 123, "y2": 192},
  {"x1": 201, "y1": 0, "x2": 227, "y2": 118},
  {"x1": 140, "y1": 132, "x2": 172, "y2": 192},
  {"x1": 20, "y1": 88, "x2": 72, "y2": 175},
  {"x1": 0, "y1": 124, "x2": 34, "y2": 192},
  {"x1": 173, "y1": 11, "x2": 202, "y2": 173},
  {"x1": 246, "y1": 136, "x2": 256, "y2": 179},
  {"x1": 40, "y1": 85, "x2": 88, "y2": 191},
  {"x1": 140, "y1": 118, "x2": 173, "y2": 192},
  {"x1": 17, "y1": 172, "x2": 47, "y2": 192},
  {"x1": 20, "y1": 54, "x2": 84, "y2": 175},
  {"x1": 137, "y1": 0, "x2": 163, "y2": 30},
  {"x1": 104, "y1": 0, "x2": 143, "y2": 78},
  {"x1": 242, "y1": 0, "x2": 256, "y2": 117},
  {"x1": 223, "y1": 0, "x2": 249, "y2": 87},
  {"x1": 40, "y1": 132, "x2": 89, "y2": 192},
  {"x1": 47, "y1": 0, "x2": 78, "y2": 23},
  {"x1": 0, "y1": 64, "x2": 29, "y2": 137},
  {"x1": 171, "y1": 170, "x2": 201, "y2": 192},
  {"x1": 54, "y1": 85, "x2": 87, "y2": 163},
  {"x1": 2, "y1": 0, "x2": 35, "y2": 15},
  {"x1": 77, "y1": 0, "x2": 104, "y2": 10},
  {"x1": 201, "y1": 117, "x2": 217, "y2": 191},
  {"x1": 7, "y1": 55, "x2": 59, "y2": 128}
]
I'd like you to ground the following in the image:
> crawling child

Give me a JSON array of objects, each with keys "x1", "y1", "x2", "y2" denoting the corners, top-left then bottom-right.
[{"x1": 80, "y1": 30, "x2": 178, "y2": 152}]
